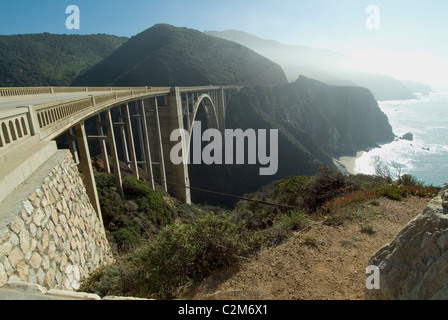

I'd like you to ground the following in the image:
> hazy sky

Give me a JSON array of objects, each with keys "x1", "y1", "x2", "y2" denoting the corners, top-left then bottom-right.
[{"x1": 1, "y1": 0, "x2": 447, "y2": 87}]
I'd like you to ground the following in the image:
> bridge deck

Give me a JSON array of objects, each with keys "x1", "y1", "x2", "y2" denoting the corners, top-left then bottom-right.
[{"x1": 0, "y1": 91, "x2": 123, "y2": 111}]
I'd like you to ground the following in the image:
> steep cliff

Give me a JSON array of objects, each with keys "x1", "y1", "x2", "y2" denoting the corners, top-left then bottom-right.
[
  {"x1": 229, "y1": 76, "x2": 394, "y2": 157},
  {"x1": 189, "y1": 76, "x2": 395, "y2": 205}
]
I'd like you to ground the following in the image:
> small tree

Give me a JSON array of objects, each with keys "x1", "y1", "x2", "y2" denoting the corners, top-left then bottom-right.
[{"x1": 372, "y1": 157, "x2": 404, "y2": 181}]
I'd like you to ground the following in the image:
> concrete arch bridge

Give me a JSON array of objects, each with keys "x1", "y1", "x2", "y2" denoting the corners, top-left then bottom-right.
[{"x1": 0, "y1": 86, "x2": 238, "y2": 224}]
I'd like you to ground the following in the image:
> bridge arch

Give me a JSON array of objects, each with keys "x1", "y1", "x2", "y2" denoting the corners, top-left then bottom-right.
[{"x1": 186, "y1": 93, "x2": 220, "y2": 153}]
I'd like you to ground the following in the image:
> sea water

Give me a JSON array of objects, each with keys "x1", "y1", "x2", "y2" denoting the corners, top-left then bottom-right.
[{"x1": 354, "y1": 91, "x2": 448, "y2": 187}]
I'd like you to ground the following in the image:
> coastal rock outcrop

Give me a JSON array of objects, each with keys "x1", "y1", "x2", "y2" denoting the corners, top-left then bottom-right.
[
  {"x1": 366, "y1": 186, "x2": 448, "y2": 300},
  {"x1": 401, "y1": 133, "x2": 414, "y2": 141}
]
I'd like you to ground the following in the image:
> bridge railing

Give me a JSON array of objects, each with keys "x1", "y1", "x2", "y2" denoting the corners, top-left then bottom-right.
[
  {"x1": 0, "y1": 86, "x2": 228, "y2": 150},
  {"x1": 0, "y1": 86, "x2": 158, "y2": 98},
  {"x1": 35, "y1": 97, "x2": 94, "y2": 133},
  {"x1": 0, "y1": 87, "x2": 53, "y2": 97},
  {"x1": 0, "y1": 108, "x2": 33, "y2": 150}
]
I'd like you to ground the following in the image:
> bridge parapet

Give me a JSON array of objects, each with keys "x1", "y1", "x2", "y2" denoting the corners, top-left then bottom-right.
[
  {"x1": 0, "y1": 87, "x2": 53, "y2": 97},
  {"x1": 0, "y1": 108, "x2": 32, "y2": 152}
]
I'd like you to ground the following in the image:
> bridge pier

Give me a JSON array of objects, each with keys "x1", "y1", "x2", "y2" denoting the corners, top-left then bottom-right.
[
  {"x1": 216, "y1": 87, "x2": 226, "y2": 135},
  {"x1": 137, "y1": 99, "x2": 155, "y2": 190},
  {"x1": 145, "y1": 96, "x2": 168, "y2": 193},
  {"x1": 74, "y1": 121, "x2": 103, "y2": 223},
  {"x1": 105, "y1": 109, "x2": 123, "y2": 197},
  {"x1": 123, "y1": 103, "x2": 139, "y2": 180},
  {"x1": 159, "y1": 87, "x2": 191, "y2": 205},
  {"x1": 95, "y1": 114, "x2": 111, "y2": 173}
]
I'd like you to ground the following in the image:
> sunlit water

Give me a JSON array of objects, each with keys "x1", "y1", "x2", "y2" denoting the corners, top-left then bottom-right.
[{"x1": 354, "y1": 91, "x2": 448, "y2": 187}]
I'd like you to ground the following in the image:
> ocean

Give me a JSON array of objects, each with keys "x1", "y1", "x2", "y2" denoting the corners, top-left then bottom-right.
[{"x1": 353, "y1": 91, "x2": 448, "y2": 187}]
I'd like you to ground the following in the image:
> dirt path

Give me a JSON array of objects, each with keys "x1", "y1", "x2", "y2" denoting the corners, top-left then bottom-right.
[{"x1": 182, "y1": 196, "x2": 430, "y2": 300}]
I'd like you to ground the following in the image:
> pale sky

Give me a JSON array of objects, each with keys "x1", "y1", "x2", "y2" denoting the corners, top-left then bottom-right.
[{"x1": 1, "y1": 0, "x2": 447, "y2": 87}]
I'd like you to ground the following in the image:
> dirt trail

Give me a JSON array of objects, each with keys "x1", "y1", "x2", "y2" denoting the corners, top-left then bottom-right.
[{"x1": 183, "y1": 197, "x2": 430, "y2": 300}]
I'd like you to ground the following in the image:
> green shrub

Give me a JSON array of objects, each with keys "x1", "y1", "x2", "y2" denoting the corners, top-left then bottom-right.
[
  {"x1": 301, "y1": 167, "x2": 346, "y2": 212},
  {"x1": 94, "y1": 171, "x2": 116, "y2": 189},
  {"x1": 376, "y1": 184, "x2": 405, "y2": 201},
  {"x1": 113, "y1": 228, "x2": 142, "y2": 252},
  {"x1": 90, "y1": 212, "x2": 249, "y2": 299}
]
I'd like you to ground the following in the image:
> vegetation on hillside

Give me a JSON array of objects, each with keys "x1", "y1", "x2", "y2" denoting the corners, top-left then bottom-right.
[
  {"x1": 72, "y1": 24, "x2": 288, "y2": 87},
  {"x1": 0, "y1": 33, "x2": 127, "y2": 87},
  {"x1": 80, "y1": 166, "x2": 441, "y2": 299}
]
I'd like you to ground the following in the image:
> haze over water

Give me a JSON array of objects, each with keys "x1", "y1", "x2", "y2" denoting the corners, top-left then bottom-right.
[{"x1": 354, "y1": 91, "x2": 448, "y2": 187}]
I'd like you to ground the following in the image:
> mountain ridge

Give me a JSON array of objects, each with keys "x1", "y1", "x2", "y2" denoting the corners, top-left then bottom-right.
[
  {"x1": 72, "y1": 24, "x2": 288, "y2": 87},
  {"x1": 206, "y1": 30, "x2": 420, "y2": 101},
  {"x1": 0, "y1": 33, "x2": 128, "y2": 87}
]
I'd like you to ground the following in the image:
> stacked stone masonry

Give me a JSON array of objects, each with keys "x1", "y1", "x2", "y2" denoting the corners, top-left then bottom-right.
[{"x1": 0, "y1": 150, "x2": 114, "y2": 291}]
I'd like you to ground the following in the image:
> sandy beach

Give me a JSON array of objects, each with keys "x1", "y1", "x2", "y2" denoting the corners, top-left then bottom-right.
[{"x1": 333, "y1": 151, "x2": 365, "y2": 175}]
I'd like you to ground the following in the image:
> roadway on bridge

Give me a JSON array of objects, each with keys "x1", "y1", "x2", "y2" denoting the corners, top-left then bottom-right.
[{"x1": 0, "y1": 91, "x2": 117, "y2": 111}]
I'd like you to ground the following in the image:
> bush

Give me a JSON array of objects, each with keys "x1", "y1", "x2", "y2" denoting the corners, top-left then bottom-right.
[
  {"x1": 301, "y1": 167, "x2": 346, "y2": 212},
  {"x1": 87, "y1": 212, "x2": 249, "y2": 299},
  {"x1": 95, "y1": 173, "x2": 176, "y2": 253}
]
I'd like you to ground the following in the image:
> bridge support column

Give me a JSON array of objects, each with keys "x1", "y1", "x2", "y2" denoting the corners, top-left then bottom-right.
[
  {"x1": 159, "y1": 87, "x2": 191, "y2": 205},
  {"x1": 116, "y1": 105, "x2": 130, "y2": 167},
  {"x1": 124, "y1": 103, "x2": 139, "y2": 180},
  {"x1": 138, "y1": 99, "x2": 155, "y2": 190},
  {"x1": 145, "y1": 97, "x2": 167, "y2": 192},
  {"x1": 74, "y1": 122, "x2": 103, "y2": 222},
  {"x1": 217, "y1": 87, "x2": 226, "y2": 134},
  {"x1": 67, "y1": 127, "x2": 80, "y2": 164},
  {"x1": 105, "y1": 110, "x2": 123, "y2": 197},
  {"x1": 96, "y1": 114, "x2": 110, "y2": 173}
]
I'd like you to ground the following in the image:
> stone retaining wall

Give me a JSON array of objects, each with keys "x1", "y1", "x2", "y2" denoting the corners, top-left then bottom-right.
[{"x1": 0, "y1": 150, "x2": 114, "y2": 290}]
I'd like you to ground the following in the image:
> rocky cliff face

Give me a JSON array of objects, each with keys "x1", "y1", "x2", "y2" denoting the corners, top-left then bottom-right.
[
  {"x1": 366, "y1": 187, "x2": 448, "y2": 300},
  {"x1": 189, "y1": 76, "x2": 395, "y2": 205},
  {"x1": 228, "y1": 76, "x2": 394, "y2": 158}
]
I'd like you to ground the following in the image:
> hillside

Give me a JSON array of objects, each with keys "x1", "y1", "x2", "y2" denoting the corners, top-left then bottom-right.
[
  {"x1": 0, "y1": 33, "x2": 127, "y2": 87},
  {"x1": 189, "y1": 76, "x2": 395, "y2": 205},
  {"x1": 183, "y1": 196, "x2": 431, "y2": 300},
  {"x1": 81, "y1": 162, "x2": 441, "y2": 300},
  {"x1": 206, "y1": 30, "x2": 417, "y2": 101},
  {"x1": 72, "y1": 24, "x2": 288, "y2": 87}
]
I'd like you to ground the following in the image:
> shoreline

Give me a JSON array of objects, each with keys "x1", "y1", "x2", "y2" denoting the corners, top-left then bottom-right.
[{"x1": 333, "y1": 151, "x2": 365, "y2": 175}]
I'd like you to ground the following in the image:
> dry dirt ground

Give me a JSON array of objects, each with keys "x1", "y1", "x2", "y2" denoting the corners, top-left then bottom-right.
[{"x1": 182, "y1": 196, "x2": 430, "y2": 300}]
